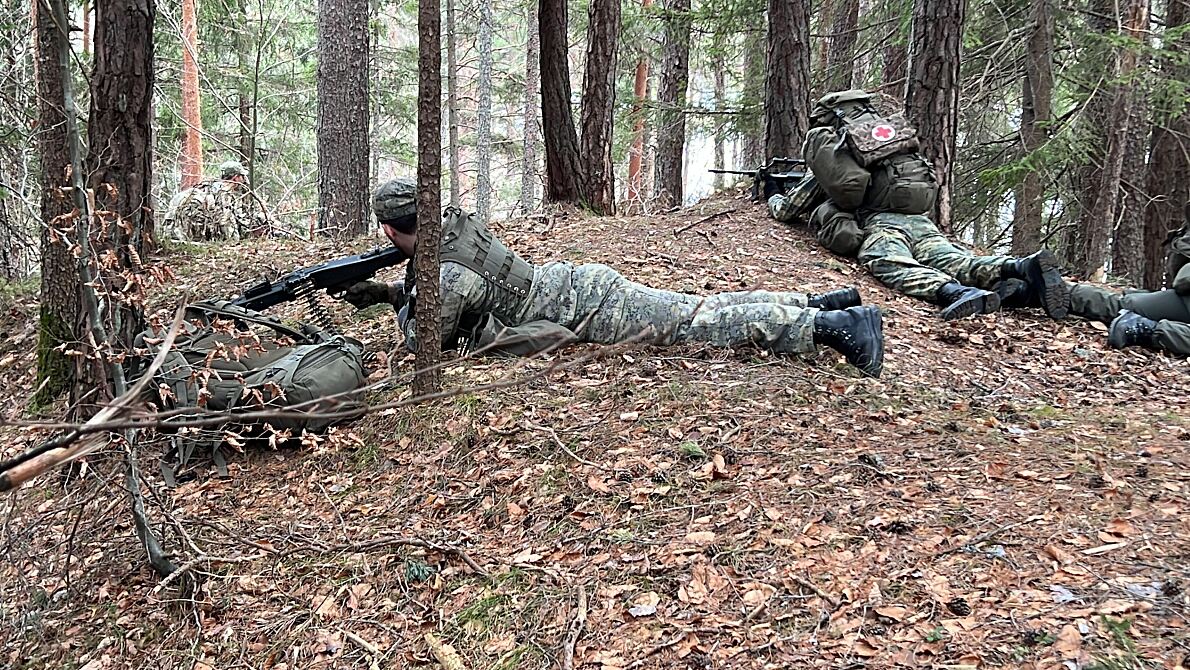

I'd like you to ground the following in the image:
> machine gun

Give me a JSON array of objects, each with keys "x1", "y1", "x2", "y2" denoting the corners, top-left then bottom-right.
[
  {"x1": 709, "y1": 157, "x2": 807, "y2": 202},
  {"x1": 231, "y1": 245, "x2": 409, "y2": 313}
]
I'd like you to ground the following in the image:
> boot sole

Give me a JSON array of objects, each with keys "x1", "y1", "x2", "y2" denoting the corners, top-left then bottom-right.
[
  {"x1": 940, "y1": 291, "x2": 1002, "y2": 321},
  {"x1": 1032, "y1": 250, "x2": 1069, "y2": 319},
  {"x1": 854, "y1": 306, "x2": 884, "y2": 378}
]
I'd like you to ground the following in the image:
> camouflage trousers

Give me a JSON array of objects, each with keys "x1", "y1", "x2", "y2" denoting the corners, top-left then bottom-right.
[
  {"x1": 523, "y1": 262, "x2": 819, "y2": 354},
  {"x1": 1069, "y1": 283, "x2": 1190, "y2": 356},
  {"x1": 857, "y1": 212, "x2": 1011, "y2": 301}
]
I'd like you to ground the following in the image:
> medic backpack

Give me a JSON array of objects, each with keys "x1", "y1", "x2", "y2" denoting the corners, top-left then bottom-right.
[
  {"x1": 130, "y1": 300, "x2": 368, "y2": 482},
  {"x1": 810, "y1": 89, "x2": 920, "y2": 167}
]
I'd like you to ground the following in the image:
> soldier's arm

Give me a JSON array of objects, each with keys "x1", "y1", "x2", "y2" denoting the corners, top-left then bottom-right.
[{"x1": 399, "y1": 263, "x2": 482, "y2": 352}]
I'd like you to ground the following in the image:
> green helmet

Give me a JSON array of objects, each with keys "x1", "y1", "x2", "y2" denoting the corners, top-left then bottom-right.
[
  {"x1": 372, "y1": 178, "x2": 417, "y2": 222},
  {"x1": 219, "y1": 160, "x2": 248, "y2": 179}
]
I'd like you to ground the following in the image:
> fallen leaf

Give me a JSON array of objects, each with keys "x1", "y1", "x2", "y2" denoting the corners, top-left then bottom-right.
[
  {"x1": 685, "y1": 530, "x2": 717, "y2": 545},
  {"x1": 1055, "y1": 624, "x2": 1081, "y2": 658},
  {"x1": 587, "y1": 475, "x2": 612, "y2": 494},
  {"x1": 1081, "y1": 542, "x2": 1127, "y2": 555},
  {"x1": 875, "y1": 605, "x2": 909, "y2": 622}
]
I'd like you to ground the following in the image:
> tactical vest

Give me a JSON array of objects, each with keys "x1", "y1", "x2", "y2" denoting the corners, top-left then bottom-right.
[{"x1": 440, "y1": 207, "x2": 535, "y2": 298}]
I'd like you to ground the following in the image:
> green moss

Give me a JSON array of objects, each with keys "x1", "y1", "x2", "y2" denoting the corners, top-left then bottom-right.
[{"x1": 32, "y1": 307, "x2": 74, "y2": 409}]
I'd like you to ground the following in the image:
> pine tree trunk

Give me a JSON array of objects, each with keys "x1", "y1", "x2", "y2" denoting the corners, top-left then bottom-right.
[
  {"x1": 540, "y1": 0, "x2": 585, "y2": 204},
  {"x1": 521, "y1": 0, "x2": 540, "y2": 214},
  {"x1": 1112, "y1": 88, "x2": 1151, "y2": 284},
  {"x1": 1074, "y1": 0, "x2": 1147, "y2": 279},
  {"x1": 446, "y1": 0, "x2": 461, "y2": 209},
  {"x1": 824, "y1": 0, "x2": 859, "y2": 91},
  {"x1": 235, "y1": 0, "x2": 255, "y2": 178},
  {"x1": 905, "y1": 0, "x2": 965, "y2": 231},
  {"x1": 765, "y1": 0, "x2": 811, "y2": 158},
  {"x1": 180, "y1": 0, "x2": 203, "y2": 189},
  {"x1": 642, "y1": 75, "x2": 658, "y2": 199},
  {"x1": 1142, "y1": 0, "x2": 1189, "y2": 289},
  {"x1": 87, "y1": 0, "x2": 156, "y2": 356},
  {"x1": 316, "y1": 0, "x2": 370, "y2": 238},
  {"x1": 1011, "y1": 0, "x2": 1052, "y2": 255},
  {"x1": 415, "y1": 0, "x2": 443, "y2": 395},
  {"x1": 655, "y1": 0, "x2": 691, "y2": 208},
  {"x1": 713, "y1": 55, "x2": 726, "y2": 189},
  {"x1": 579, "y1": 0, "x2": 621, "y2": 215},
  {"x1": 739, "y1": 18, "x2": 765, "y2": 167},
  {"x1": 626, "y1": 0, "x2": 654, "y2": 208},
  {"x1": 476, "y1": 0, "x2": 494, "y2": 222},
  {"x1": 33, "y1": 0, "x2": 81, "y2": 407},
  {"x1": 82, "y1": 0, "x2": 91, "y2": 54}
]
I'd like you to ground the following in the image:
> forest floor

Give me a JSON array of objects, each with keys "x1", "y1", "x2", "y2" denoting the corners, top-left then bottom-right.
[{"x1": 1, "y1": 191, "x2": 1188, "y2": 670}]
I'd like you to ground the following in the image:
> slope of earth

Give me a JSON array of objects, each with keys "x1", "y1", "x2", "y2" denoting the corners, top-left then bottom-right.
[{"x1": 1, "y1": 192, "x2": 1187, "y2": 670}]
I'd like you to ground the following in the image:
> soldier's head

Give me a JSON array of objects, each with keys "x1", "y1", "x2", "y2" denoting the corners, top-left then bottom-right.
[
  {"x1": 219, "y1": 160, "x2": 249, "y2": 189},
  {"x1": 373, "y1": 178, "x2": 418, "y2": 256}
]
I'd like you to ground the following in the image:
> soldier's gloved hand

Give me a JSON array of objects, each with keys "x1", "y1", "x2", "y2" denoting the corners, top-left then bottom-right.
[{"x1": 340, "y1": 281, "x2": 392, "y2": 309}]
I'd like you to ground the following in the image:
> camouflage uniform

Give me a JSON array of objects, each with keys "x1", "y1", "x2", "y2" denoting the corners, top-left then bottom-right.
[
  {"x1": 857, "y1": 212, "x2": 1013, "y2": 301},
  {"x1": 161, "y1": 161, "x2": 265, "y2": 242},
  {"x1": 400, "y1": 209, "x2": 819, "y2": 354}
]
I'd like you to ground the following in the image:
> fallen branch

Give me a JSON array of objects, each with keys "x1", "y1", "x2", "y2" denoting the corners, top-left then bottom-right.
[
  {"x1": 532, "y1": 425, "x2": 608, "y2": 471},
  {"x1": 424, "y1": 633, "x2": 468, "y2": 670},
  {"x1": 673, "y1": 208, "x2": 736, "y2": 236},
  {"x1": 787, "y1": 575, "x2": 838, "y2": 609},
  {"x1": 315, "y1": 535, "x2": 488, "y2": 577},
  {"x1": 562, "y1": 584, "x2": 588, "y2": 670},
  {"x1": 152, "y1": 552, "x2": 268, "y2": 594}
]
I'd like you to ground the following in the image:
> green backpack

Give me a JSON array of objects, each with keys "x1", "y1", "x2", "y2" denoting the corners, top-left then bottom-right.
[
  {"x1": 803, "y1": 126, "x2": 870, "y2": 211},
  {"x1": 131, "y1": 300, "x2": 368, "y2": 481},
  {"x1": 810, "y1": 89, "x2": 920, "y2": 167}
]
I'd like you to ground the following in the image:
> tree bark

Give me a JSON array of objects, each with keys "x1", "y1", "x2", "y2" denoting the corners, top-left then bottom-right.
[
  {"x1": 1010, "y1": 0, "x2": 1053, "y2": 256},
  {"x1": 476, "y1": 0, "x2": 494, "y2": 222},
  {"x1": 905, "y1": 0, "x2": 965, "y2": 231},
  {"x1": 824, "y1": 0, "x2": 859, "y2": 92},
  {"x1": 1112, "y1": 84, "x2": 1151, "y2": 284},
  {"x1": 180, "y1": 0, "x2": 203, "y2": 189},
  {"x1": 316, "y1": 0, "x2": 370, "y2": 238},
  {"x1": 520, "y1": 0, "x2": 541, "y2": 214},
  {"x1": 1142, "y1": 0, "x2": 1189, "y2": 289},
  {"x1": 539, "y1": 0, "x2": 585, "y2": 204},
  {"x1": 579, "y1": 0, "x2": 621, "y2": 215},
  {"x1": 446, "y1": 0, "x2": 461, "y2": 209},
  {"x1": 713, "y1": 54, "x2": 727, "y2": 189},
  {"x1": 86, "y1": 0, "x2": 156, "y2": 359},
  {"x1": 1074, "y1": 0, "x2": 1148, "y2": 279},
  {"x1": 655, "y1": 0, "x2": 691, "y2": 208},
  {"x1": 415, "y1": 0, "x2": 443, "y2": 395},
  {"x1": 765, "y1": 0, "x2": 811, "y2": 158},
  {"x1": 33, "y1": 0, "x2": 81, "y2": 407},
  {"x1": 626, "y1": 0, "x2": 654, "y2": 208}
]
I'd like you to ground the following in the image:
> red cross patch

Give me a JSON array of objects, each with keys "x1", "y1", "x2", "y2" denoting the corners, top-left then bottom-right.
[{"x1": 872, "y1": 124, "x2": 896, "y2": 142}]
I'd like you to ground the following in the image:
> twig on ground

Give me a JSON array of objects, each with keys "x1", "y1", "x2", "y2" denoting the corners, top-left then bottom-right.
[
  {"x1": 342, "y1": 630, "x2": 382, "y2": 670},
  {"x1": 532, "y1": 424, "x2": 608, "y2": 471},
  {"x1": 562, "y1": 584, "x2": 588, "y2": 670},
  {"x1": 935, "y1": 520, "x2": 1027, "y2": 557},
  {"x1": 787, "y1": 575, "x2": 839, "y2": 609},
  {"x1": 152, "y1": 552, "x2": 267, "y2": 594},
  {"x1": 317, "y1": 535, "x2": 488, "y2": 577},
  {"x1": 673, "y1": 208, "x2": 736, "y2": 236}
]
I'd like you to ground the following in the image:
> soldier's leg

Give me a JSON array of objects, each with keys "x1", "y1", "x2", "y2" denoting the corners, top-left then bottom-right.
[
  {"x1": 1152, "y1": 321, "x2": 1190, "y2": 356},
  {"x1": 1121, "y1": 289, "x2": 1190, "y2": 323},
  {"x1": 1068, "y1": 283, "x2": 1123, "y2": 324},
  {"x1": 699, "y1": 289, "x2": 809, "y2": 310},
  {"x1": 569, "y1": 263, "x2": 699, "y2": 345},
  {"x1": 857, "y1": 221, "x2": 954, "y2": 301},
  {"x1": 679, "y1": 303, "x2": 818, "y2": 353},
  {"x1": 910, "y1": 218, "x2": 1012, "y2": 288}
]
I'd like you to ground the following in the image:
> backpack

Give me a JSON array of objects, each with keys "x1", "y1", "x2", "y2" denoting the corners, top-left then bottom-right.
[
  {"x1": 131, "y1": 300, "x2": 368, "y2": 482},
  {"x1": 803, "y1": 127, "x2": 870, "y2": 211},
  {"x1": 865, "y1": 153, "x2": 938, "y2": 216},
  {"x1": 810, "y1": 89, "x2": 920, "y2": 167}
]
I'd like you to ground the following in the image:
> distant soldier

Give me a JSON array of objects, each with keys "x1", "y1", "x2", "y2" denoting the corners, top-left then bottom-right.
[
  {"x1": 768, "y1": 89, "x2": 1067, "y2": 322},
  {"x1": 334, "y1": 178, "x2": 888, "y2": 377},
  {"x1": 162, "y1": 160, "x2": 268, "y2": 242}
]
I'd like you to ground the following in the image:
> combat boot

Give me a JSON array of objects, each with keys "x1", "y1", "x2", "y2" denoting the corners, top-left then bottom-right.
[
  {"x1": 991, "y1": 279, "x2": 1035, "y2": 309},
  {"x1": 935, "y1": 282, "x2": 1001, "y2": 321},
  {"x1": 812, "y1": 305, "x2": 884, "y2": 378},
  {"x1": 1107, "y1": 311, "x2": 1158, "y2": 350},
  {"x1": 808, "y1": 287, "x2": 862, "y2": 311},
  {"x1": 1001, "y1": 249, "x2": 1068, "y2": 319}
]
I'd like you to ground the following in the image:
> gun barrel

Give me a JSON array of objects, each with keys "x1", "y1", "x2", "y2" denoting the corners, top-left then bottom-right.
[{"x1": 708, "y1": 168, "x2": 757, "y2": 175}]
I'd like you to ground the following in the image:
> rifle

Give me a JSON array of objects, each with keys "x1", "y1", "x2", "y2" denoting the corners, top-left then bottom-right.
[
  {"x1": 231, "y1": 245, "x2": 409, "y2": 312},
  {"x1": 709, "y1": 157, "x2": 807, "y2": 202}
]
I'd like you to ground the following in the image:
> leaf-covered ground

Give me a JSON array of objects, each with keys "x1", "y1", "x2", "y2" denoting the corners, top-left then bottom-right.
[{"x1": 1, "y1": 193, "x2": 1188, "y2": 670}]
